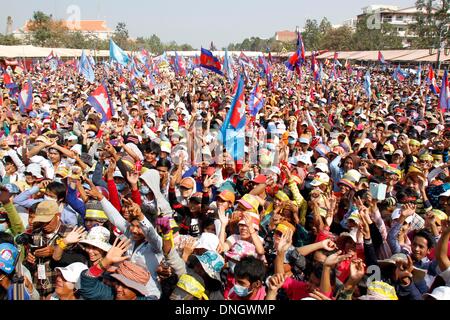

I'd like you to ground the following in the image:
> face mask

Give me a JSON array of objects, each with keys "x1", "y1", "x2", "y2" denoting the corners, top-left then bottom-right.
[
  {"x1": 146, "y1": 122, "x2": 154, "y2": 128},
  {"x1": 87, "y1": 131, "x2": 96, "y2": 139},
  {"x1": 44, "y1": 195, "x2": 57, "y2": 202},
  {"x1": 54, "y1": 177, "x2": 63, "y2": 184},
  {"x1": 104, "y1": 160, "x2": 110, "y2": 167},
  {"x1": 117, "y1": 183, "x2": 126, "y2": 192},
  {"x1": 94, "y1": 151, "x2": 100, "y2": 159},
  {"x1": 140, "y1": 186, "x2": 150, "y2": 195},
  {"x1": 233, "y1": 284, "x2": 252, "y2": 297},
  {"x1": 288, "y1": 138, "x2": 296, "y2": 145}
]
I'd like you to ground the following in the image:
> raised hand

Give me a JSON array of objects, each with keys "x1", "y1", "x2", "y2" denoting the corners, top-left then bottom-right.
[
  {"x1": 217, "y1": 205, "x2": 229, "y2": 226},
  {"x1": 63, "y1": 226, "x2": 86, "y2": 245},
  {"x1": 156, "y1": 216, "x2": 172, "y2": 235},
  {"x1": 395, "y1": 255, "x2": 414, "y2": 285},
  {"x1": 268, "y1": 274, "x2": 286, "y2": 292},
  {"x1": 85, "y1": 179, "x2": 104, "y2": 201},
  {"x1": 103, "y1": 237, "x2": 132, "y2": 266},
  {"x1": 321, "y1": 239, "x2": 337, "y2": 252},
  {"x1": 277, "y1": 229, "x2": 293, "y2": 253},
  {"x1": 126, "y1": 171, "x2": 140, "y2": 187},
  {"x1": 349, "y1": 258, "x2": 366, "y2": 282},
  {"x1": 203, "y1": 175, "x2": 218, "y2": 189},
  {"x1": 309, "y1": 289, "x2": 332, "y2": 300},
  {"x1": 323, "y1": 250, "x2": 352, "y2": 268}
]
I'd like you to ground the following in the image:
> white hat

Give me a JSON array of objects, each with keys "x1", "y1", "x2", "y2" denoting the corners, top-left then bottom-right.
[
  {"x1": 26, "y1": 163, "x2": 43, "y2": 179},
  {"x1": 423, "y1": 286, "x2": 450, "y2": 300},
  {"x1": 297, "y1": 155, "x2": 312, "y2": 166},
  {"x1": 299, "y1": 137, "x2": 310, "y2": 144},
  {"x1": 310, "y1": 172, "x2": 330, "y2": 187},
  {"x1": 79, "y1": 226, "x2": 112, "y2": 253},
  {"x1": 160, "y1": 141, "x2": 172, "y2": 153},
  {"x1": 55, "y1": 262, "x2": 88, "y2": 290},
  {"x1": 439, "y1": 190, "x2": 450, "y2": 197},
  {"x1": 315, "y1": 163, "x2": 329, "y2": 173},
  {"x1": 113, "y1": 169, "x2": 124, "y2": 179},
  {"x1": 391, "y1": 208, "x2": 414, "y2": 224},
  {"x1": 195, "y1": 233, "x2": 219, "y2": 252}
]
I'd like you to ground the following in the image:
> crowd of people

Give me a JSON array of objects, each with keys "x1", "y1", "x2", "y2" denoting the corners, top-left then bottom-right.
[{"x1": 0, "y1": 56, "x2": 449, "y2": 301}]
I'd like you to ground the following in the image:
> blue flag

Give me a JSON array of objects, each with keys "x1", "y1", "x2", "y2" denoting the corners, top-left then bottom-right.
[
  {"x1": 364, "y1": 71, "x2": 372, "y2": 100},
  {"x1": 79, "y1": 50, "x2": 95, "y2": 83},
  {"x1": 110, "y1": 39, "x2": 130, "y2": 66},
  {"x1": 220, "y1": 76, "x2": 246, "y2": 160},
  {"x1": 416, "y1": 63, "x2": 422, "y2": 86},
  {"x1": 224, "y1": 49, "x2": 234, "y2": 83},
  {"x1": 248, "y1": 80, "x2": 265, "y2": 117}
]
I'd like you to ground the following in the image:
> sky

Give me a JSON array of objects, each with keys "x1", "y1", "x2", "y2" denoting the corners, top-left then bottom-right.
[{"x1": 0, "y1": 0, "x2": 415, "y2": 48}]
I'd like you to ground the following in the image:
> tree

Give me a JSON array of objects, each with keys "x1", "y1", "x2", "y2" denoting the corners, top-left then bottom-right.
[
  {"x1": 27, "y1": 11, "x2": 69, "y2": 47},
  {"x1": 0, "y1": 34, "x2": 21, "y2": 45},
  {"x1": 302, "y1": 19, "x2": 321, "y2": 50},
  {"x1": 410, "y1": 0, "x2": 450, "y2": 49},
  {"x1": 351, "y1": 15, "x2": 403, "y2": 50},
  {"x1": 113, "y1": 22, "x2": 130, "y2": 49},
  {"x1": 321, "y1": 26, "x2": 354, "y2": 51}
]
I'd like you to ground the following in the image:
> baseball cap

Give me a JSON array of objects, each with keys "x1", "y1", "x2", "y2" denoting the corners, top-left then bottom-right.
[
  {"x1": 217, "y1": 190, "x2": 235, "y2": 204},
  {"x1": 55, "y1": 262, "x2": 89, "y2": 289},
  {"x1": 33, "y1": 201, "x2": 59, "y2": 224},
  {"x1": 251, "y1": 175, "x2": 267, "y2": 185},
  {"x1": 180, "y1": 178, "x2": 195, "y2": 189},
  {"x1": 423, "y1": 286, "x2": 450, "y2": 300},
  {"x1": 315, "y1": 162, "x2": 329, "y2": 173},
  {"x1": 310, "y1": 173, "x2": 330, "y2": 187}
]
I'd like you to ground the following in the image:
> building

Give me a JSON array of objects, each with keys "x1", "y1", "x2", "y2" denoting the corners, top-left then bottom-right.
[
  {"x1": 13, "y1": 20, "x2": 114, "y2": 41},
  {"x1": 274, "y1": 30, "x2": 298, "y2": 42},
  {"x1": 355, "y1": 4, "x2": 448, "y2": 48}
]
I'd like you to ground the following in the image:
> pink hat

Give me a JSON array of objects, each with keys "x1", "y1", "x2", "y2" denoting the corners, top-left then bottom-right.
[{"x1": 225, "y1": 240, "x2": 257, "y2": 261}]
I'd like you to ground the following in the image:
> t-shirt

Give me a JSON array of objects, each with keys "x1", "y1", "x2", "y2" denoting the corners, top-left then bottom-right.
[{"x1": 281, "y1": 277, "x2": 333, "y2": 300}]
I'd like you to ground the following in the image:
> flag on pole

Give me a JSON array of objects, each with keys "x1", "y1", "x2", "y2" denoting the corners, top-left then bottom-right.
[
  {"x1": 109, "y1": 39, "x2": 130, "y2": 66},
  {"x1": 220, "y1": 75, "x2": 246, "y2": 160},
  {"x1": 378, "y1": 51, "x2": 386, "y2": 64},
  {"x1": 87, "y1": 83, "x2": 114, "y2": 123},
  {"x1": 393, "y1": 64, "x2": 408, "y2": 82},
  {"x1": 428, "y1": 66, "x2": 440, "y2": 94},
  {"x1": 415, "y1": 64, "x2": 422, "y2": 86},
  {"x1": 364, "y1": 71, "x2": 372, "y2": 100},
  {"x1": 79, "y1": 50, "x2": 95, "y2": 83},
  {"x1": 200, "y1": 48, "x2": 223, "y2": 75},
  {"x1": 439, "y1": 70, "x2": 450, "y2": 112},
  {"x1": 248, "y1": 80, "x2": 265, "y2": 117},
  {"x1": 224, "y1": 49, "x2": 234, "y2": 83},
  {"x1": 18, "y1": 80, "x2": 33, "y2": 113}
]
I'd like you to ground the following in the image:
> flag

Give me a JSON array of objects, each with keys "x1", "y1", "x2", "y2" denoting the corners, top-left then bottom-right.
[
  {"x1": 220, "y1": 76, "x2": 246, "y2": 160},
  {"x1": 200, "y1": 48, "x2": 223, "y2": 75},
  {"x1": 416, "y1": 63, "x2": 422, "y2": 86},
  {"x1": 378, "y1": 51, "x2": 386, "y2": 64},
  {"x1": 109, "y1": 39, "x2": 130, "y2": 66},
  {"x1": 248, "y1": 80, "x2": 265, "y2": 117},
  {"x1": 285, "y1": 30, "x2": 305, "y2": 75},
  {"x1": 344, "y1": 60, "x2": 353, "y2": 75},
  {"x1": 428, "y1": 66, "x2": 440, "y2": 94},
  {"x1": 439, "y1": 70, "x2": 450, "y2": 111},
  {"x1": 224, "y1": 49, "x2": 234, "y2": 83},
  {"x1": 364, "y1": 71, "x2": 372, "y2": 100},
  {"x1": 3, "y1": 73, "x2": 18, "y2": 96},
  {"x1": 18, "y1": 80, "x2": 33, "y2": 113},
  {"x1": 87, "y1": 83, "x2": 114, "y2": 123},
  {"x1": 79, "y1": 50, "x2": 95, "y2": 83},
  {"x1": 45, "y1": 50, "x2": 56, "y2": 62},
  {"x1": 174, "y1": 52, "x2": 186, "y2": 76},
  {"x1": 333, "y1": 52, "x2": 342, "y2": 67},
  {"x1": 0, "y1": 89, "x2": 3, "y2": 108},
  {"x1": 393, "y1": 64, "x2": 408, "y2": 82}
]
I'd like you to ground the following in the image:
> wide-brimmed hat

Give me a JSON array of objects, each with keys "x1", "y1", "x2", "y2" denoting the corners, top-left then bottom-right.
[
  {"x1": 377, "y1": 253, "x2": 427, "y2": 282},
  {"x1": 195, "y1": 250, "x2": 225, "y2": 281},
  {"x1": 110, "y1": 261, "x2": 151, "y2": 296},
  {"x1": 79, "y1": 226, "x2": 112, "y2": 252}
]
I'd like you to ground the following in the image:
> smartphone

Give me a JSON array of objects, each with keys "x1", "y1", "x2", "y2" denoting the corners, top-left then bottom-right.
[{"x1": 370, "y1": 183, "x2": 387, "y2": 201}]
